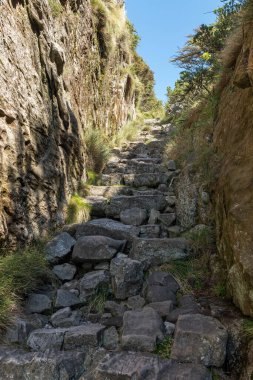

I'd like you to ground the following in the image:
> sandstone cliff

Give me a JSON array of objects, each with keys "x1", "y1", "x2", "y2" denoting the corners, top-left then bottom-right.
[{"x1": 0, "y1": 0, "x2": 137, "y2": 245}]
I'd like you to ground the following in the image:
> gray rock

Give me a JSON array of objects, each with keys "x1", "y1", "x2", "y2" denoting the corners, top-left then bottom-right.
[
  {"x1": 140, "y1": 224, "x2": 160, "y2": 238},
  {"x1": 72, "y1": 235, "x2": 126, "y2": 263},
  {"x1": 168, "y1": 160, "x2": 176, "y2": 171},
  {"x1": 103, "y1": 327, "x2": 119, "y2": 350},
  {"x1": 79, "y1": 270, "x2": 110, "y2": 295},
  {"x1": 45, "y1": 232, "x2": 76, "y2": 264},
  {"x1": 75, "y1": 218, "x2": 140, "y2": 243},
  {"x1": 50, "y1": 307, "x2": 82, "y2": 328},
  {"x1": 166, "y1": 295, "x2": 202, "y2": 323},
  {"x1": 147, "y1": 272, "x2": 180, "y2": 293},
  {"x1": 50, "y1": 41, "x2": 65, "y2": 75},
  {"x1": 126, "y1": 295, "x2": 146, "y2": 310},
  {"x1": 148, "y1": 209, "x2": 160, "y2": 224},
  {"x1": 94, "y1": 262, "x2": 110, "y2": 270},
  {"x1": 145, "y1": 285, "x2": 177, "y2": 305},
  {"x1": 106, "y1": 194, "x2": 167, "y2": 218},
  {"x1": 121, "y1": 307, "x2": 164, "y2": 352},
  {"x1": 147, "y1": 301, "x2": 174, "y2": 318},
  {"x1": 123, "y1": 173, "x2": 169, "y2": 188},
  {"x1": 86, "y1": 196, "x2": 107, "y2": 217},
  {"x1": 120, "y1": 208, "x2": 147, "y2": 226},
  {"x1": 130, "y1": 237, "x2": 189, "y2": 267},
  {"x1": 0, "y1": 347, "x2": 86, "y2": 380},
  {"x1": 26, "y1": 294, "x2": 52, "y2": 314},
  {"x1": 27, "y1": 328, "x2": 65, "y2": 351},
  {"x1": 158, "y1": 213, "x2": 176, "y2": 227},
  {"x1": 90, "y1": 351, "x2": 212, "y2": 380},
  {"x1": 110, "y1": 256, "x2": 143, "y2": 300},
  {"x1": 164, "y1": 321, "x2": 176, "y2": 336},
  {"x1": 101, "y1": 173, "x2": 123, "y2": 186},
  {"x1": 158, "y1": 184, "x2": 168, "y2": 192},
  {"x1": 4, "y1": 315, "x2": 47, "y2": 345},
  {"x1": 167, "y1": 225, "x2": 184, "y2": 238},
  {"x1": 171, "y1": 314, "x2": 228, "y2": 367},
  {"x1": 104, "y1": 301, "x2": 126, "y2": 317},
  {"x1": 55, "y1": 289, "x2": 82, "y2": 308},
  {"x1": 52, "y1": 263, "x2": 77, "y2": 281}
]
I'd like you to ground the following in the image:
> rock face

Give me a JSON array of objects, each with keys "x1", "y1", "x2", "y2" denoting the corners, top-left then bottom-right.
[{"x1": 0, "y1": 0, "x2": 137, "y2": 245}]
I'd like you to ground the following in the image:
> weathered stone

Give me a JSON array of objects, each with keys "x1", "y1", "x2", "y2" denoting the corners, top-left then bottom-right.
[
  {"x1": 145, "y1": 285, "x2": 177, "y2": 305},
  {"x1": 106, "y1": 194, "x2": 167, "y2": 218},
  {"x1": 131, "y1": 237, "x2": 189, "y2": 267},
  {"x1": 72, "y1": 235, "x2": 126, "y2": 263},
  {"x1": 27, "y1": 328, "x2": 65, "y2": 351},
  {"x1": 90, "y1": 352, "x2": 212, "y2": 380},
  {"x1": 79, "y1": 271, "x2": 110, "y2": 294},
  {"x1": 55, "y1": 289, "x2": 82, "y2": 308},
  {"x1": 50, "y1": 307, "x2": 82, "y2": 328},
  {"x1": 168, "y1": 160, "x2": 176, "y2": 171},
  {"x1": 167, "y1": 225, "x2": 184, "y2": 238},
  {"x1": 158, "y1": 213, "x2": 176, "y2": 227},
  {"x1": 164, "y1": 321, "x2": 176, "y2": 336},
  {"x1": 147, "y1": 272, "x2": 180, "y2": 293},
  {"x1": 0, "y1": 347, "x2": 86, "y2": 380},
  {"x1": 26, "y1": 294, "x2": 52, "y2": 314},
  {"x1": 94, "y1": 262, "x2": 110, "y2": 270},
  {"x1": 110, "y1": 256, "x2": 143, "y2": 300},
  {"x1": 102, "y1": 327, "x2": 119, "y2": 350},
  {"x1": 120, "y1": 208, "x2": 147, "y2": 226},
  {"x1": 148, "y1": 209, "x2": 160, "y2": 224},
  {"x1": 52, "y1": 263, "x2": 77, "y2": 281},
  {"x1": 171, "y1": 314, "x2": 228, "y2": 367},
  {"x1": 4, "y1": 315, "x2": 47, "y2": 345},
  {"x1": 140, "y1": 224, "x2": 160, "y2": 238},
  {"x1": 123, "y1": 173, "x2": 169, "y2": 188},
  {"x1": 101, "y1": 173, "x2": 123, "y2": 186},
  {"x1": 75, "y1": 218, "x2": 140, "y2": 243},
  {"x1": 121, "y1": 307, "x2": 164, "y2": 352},
  {"x1": 45, "y1": 233, "x2": 76, "y2": 264},
  {"x1": 126, "y1": 295, "x2": 146, "y2": 310},
  {"x1": 166, "y1": 295, "x2": 202, "y2": 323},
  {"x1": 147, "y1": 301, "x2": 174, "y2": 318},
  {"x1": 86, "y1": 196, "x2": 107, "y2": 217},
  {"x1": 104, "y1": 301, "x2": 126, "y2": 317}
]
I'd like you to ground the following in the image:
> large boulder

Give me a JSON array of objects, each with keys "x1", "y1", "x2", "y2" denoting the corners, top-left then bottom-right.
[
  {"x1": 75, "y1": 218, "x2": 140, "y2": 242},
  {"x1": 121, "y1": 307, "x2": 164, "y2": 352},
  {"x1": 0, "y1": 347, "x2": 86, "y2": 380},
  {"x1": 130, "y1": 237, "x2": 189, "y2": 267},
  {"x1": 171, "y1": 314, "x2": 228, "y2": 367},
  {"x1": 45, "y1": 232, "x2": 76, "y2": 264},
  {"x1": 106, "y1": 195, "x2": 167, "y2": 218},
  {"x1": 110, "y1": 255, "x2": 143, "y2": 300},
  {"x1": 89, "y1": 351, "x2": 212, "y2": 380},
  {"x1": 120, "y1": 208, "x2": 147, "y2": 226},
  {"x1": 72, "y1": 235, "x2": 126, "y2": 263}
]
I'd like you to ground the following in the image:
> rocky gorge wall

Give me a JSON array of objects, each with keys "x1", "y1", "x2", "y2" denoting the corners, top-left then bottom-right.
[
  {"x1": 213, "y1": 17, "x2": 253, "y2": 317},
  {"x1": 0, "y1": 0, "x2": 136, "y2": 245}
]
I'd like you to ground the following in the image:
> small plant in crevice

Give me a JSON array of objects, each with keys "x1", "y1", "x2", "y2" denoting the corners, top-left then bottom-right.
[
  {"x1": 155, "y1": 336, "x2": 173, "y2": 359},
  {"x1": 88, "y1": 285, "x2": 109, "y2": 314},
  {"x1": 66, "y1": 194, "x2": 91, "y2": 224},
  {"x1": 242, "y1": 319, "x2": 253, "y2": 341}
]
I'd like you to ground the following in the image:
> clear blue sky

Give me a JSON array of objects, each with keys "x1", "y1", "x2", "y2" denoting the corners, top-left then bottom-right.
[{"x1": 125, "y1": 0, "x2": 222, "y2": 102}]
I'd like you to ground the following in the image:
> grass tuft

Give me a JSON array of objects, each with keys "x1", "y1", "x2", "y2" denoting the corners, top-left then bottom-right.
[
  {"x1": 88, "y1": 285, "x2": 109, "y2": 314},
  {"x1": 155, "y1": 336, "x2": 173, "y2": 359},
  {"x1": 84, "y1": 128, "x2": 111, "y2": 174},
  {"x1": 66, "y1": 194, "x2": 91, "y2": 224},
  {"x1": 243, "y1": 319, "x2": 253, "y2": 340},
  {"x1": 48, "y1": 0, "x2": 63, "y2": 18}
]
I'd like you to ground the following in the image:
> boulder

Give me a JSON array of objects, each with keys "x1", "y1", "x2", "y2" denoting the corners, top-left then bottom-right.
[
  {"x1": 171, "y1": 314, "x2": 228, "y2": 367},
  {"x1": 126, "y1": 295, "x2": 146, "y2": 310},
  {"x1": 4, "y1": 315, "x2": 47, "y2": 345},
  {"x1": 130, "y1": 237, "x2": 189, "y2": 267},
  {"x1": 121, "y1": 307, "x2": 164, "y2": 352},
  {"x1": 72, "y1": 235, "x2": 126, "y2": 263},
  {"x1": 147, "y1": 301, "x2": 174, "y2": 318},
  {"x1": 140, "y1": 224, "x2": 160, "y2": 238},
  {"x1": 79, "y1": 270, "x2": 110, "y2": 296},
  {"x1": 45, "y1": 232, "x2": 76, "y2": 264},
  {"x1": 0, "y1": 347, "x2": 85, "y2": 380},
  {"x1": 120, "y1": 208, "x2": 147, "y2": 226},
  {"x1": 55, "y1": 289, "x2": 82, "y2": 308},
  {"x1": 75, "y1": 218, "x2": 140, "y2": 243},
  {"x1": 50, "y1": 307, "x2": 82, "y2": 328},
  {"x1": 145, "y1": 284, "x2": 177, "y2": 305},
  {"x1": 52, "y1": 263, "x2": 77, "y2": 281},
  {"x1": 26, "y1": 294, "x2": 52, "y2": 314},
  {"x1": 166, "y1": 295, "x2": 202, "y2": 323},
  {"x1": 147, "y1": 272, "x2": 180, "y2": 293},
  {"x1": 104, "y1": 301, "x2": 126, "y2": 317},
  {"x1": 106, "y1": 194, "x2": 167, "y2": 218},
  {"x1": 90, "y1": 352, "x2": 212, "y2": 380},
  {"x1": 110, "y1": 255, "x2": 143, "y2": 300}
]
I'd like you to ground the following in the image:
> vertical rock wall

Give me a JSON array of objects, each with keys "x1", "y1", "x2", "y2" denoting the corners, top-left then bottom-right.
[{"x1": 0, "y1": 0, "x2": 136, "y2": 245}]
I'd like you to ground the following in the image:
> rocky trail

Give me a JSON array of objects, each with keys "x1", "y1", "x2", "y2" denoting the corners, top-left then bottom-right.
[{"x1": 0, "y1": 122, "x2": 238, "y2": 379}]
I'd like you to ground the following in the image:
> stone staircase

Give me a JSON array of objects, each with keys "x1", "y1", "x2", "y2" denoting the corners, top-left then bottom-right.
[{"x1": 0, "y1": 123, "x2": 229, "y2": 379}]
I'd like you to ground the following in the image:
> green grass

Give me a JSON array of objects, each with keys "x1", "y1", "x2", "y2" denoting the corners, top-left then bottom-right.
[
  {"x1": 112, "y1": 120, "x2": 140, "y2": 147},
  {"x1": 48, "y1": 0, "x2": 63, "y2": 17},
  {"x1": 243, "y1": 319, "x2": 253, "y2": 340},
  {"x1": 0, "y1": 243, "x2": 50, "y2": 329},
  {"x1": 88, "y1": 285, "x2": 109, "y2": 314},
  {"x1": 66, "y1": 194, "x2": 91, "y2": 224},
  {"x1": 155, "y1": 336, "x2": 173, "y2": 359},
  {"x1": 84, "y1": 128, "x2": 111, "y2": 174}
]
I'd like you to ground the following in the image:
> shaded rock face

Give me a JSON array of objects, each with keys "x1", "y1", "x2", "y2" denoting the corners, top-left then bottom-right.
[
  {"x1": 0, "y1": 0, "x2": 136, "y2": 245},
  {"x1": 213, "y1": 23, "x2": 253, "y2": 317}
]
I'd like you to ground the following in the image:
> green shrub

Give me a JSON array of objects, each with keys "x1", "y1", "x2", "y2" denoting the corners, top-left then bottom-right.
[
  {"x1": 84, "y1": 128, "x2": 111, "y2": 174},
  {"x1": 155, "y1": 336, "x2": 173, "y2": 359},
  {"x1": 0, "y1": 243, "x2": 50, "y2": 329},
  {"x1": 48, "y1": 0, "x2": 63, "y2": 17},
  {"x1": 66, "y1": 194, "x2": 91, "y2": 224}
]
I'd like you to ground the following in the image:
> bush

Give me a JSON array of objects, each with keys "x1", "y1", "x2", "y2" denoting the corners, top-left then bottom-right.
[
  {"x1": 0, "y1": 243, "x2": 50, "y2": 329},
  {"x1": 66, "y1": 194, "x2": 91, "y2": 224},
  {"x1": 84, "y1": 127, "x2": 111, "y2": 174}
]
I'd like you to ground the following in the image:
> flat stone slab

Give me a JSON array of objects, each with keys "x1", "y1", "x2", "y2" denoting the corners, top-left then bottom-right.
[
  {"x1": 121, "y1": 307, "x2": 164, "y2": 352},
  {"x1": 45, "y1": 232, "x2": 76, "y2": 264},
  {"x1": 75, "y1": 218, "x2": 140, "y2": 243},
  {"x1": 89, "y1": 352, "x2": 212, "y2": 380},
  {"x1": 123, "y1": 173, "x2": 170, "y2": 188},
  {"x1": 130, "y1": 237, "x2": 189, "y2": 267},
  {"x1": 106, "y1": 195, "x2": 167, "y2": 218},
  {"x1": 87, "y1": 185, "x2": 132, "y2": 198},
  {"x1": 171, "y1": 313, "x2": 228, "y2": 367},
  {"x1": 0, "y1": 347, "x2": 85, "y2": 380},
  {"x1": 27, "y1": 323, "x2": 105, "y2": 352},
  {"x1": 72, "y1": 235, "x2": 126, "y2": 263}
]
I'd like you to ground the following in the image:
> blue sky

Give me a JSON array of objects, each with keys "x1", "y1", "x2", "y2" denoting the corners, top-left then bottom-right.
[{"x1": 125, "y1": 0, "x2": 222, "y2": 102}]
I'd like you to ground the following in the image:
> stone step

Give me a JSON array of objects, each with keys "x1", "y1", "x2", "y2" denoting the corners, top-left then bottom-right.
[
  {"x1": 123, "y1": 172, "x2": 171, "y2": 188},
  {"x1": 130, "y1": 237, "x2": 190, "y2": 268},
  {"x1": 87, "y1": 185, "x2": 133, "y2": 198},
  {"x1": 104, "y1": 162, "x2": 167, "y2": 175},
  {"x1": 106, "y1": 194, "x2": 167, "y2": 219}
]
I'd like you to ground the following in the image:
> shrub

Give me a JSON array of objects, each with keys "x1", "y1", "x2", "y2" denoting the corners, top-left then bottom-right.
[
  {"x1": 0, "y1": 243, "x2": 50, "y2": 329},
  {"x1": 66, "y1": 194, "x2": 91, "y2": 224},
  {"x1": 84, "y1": 127, "x2": 111, "y2": 174}
]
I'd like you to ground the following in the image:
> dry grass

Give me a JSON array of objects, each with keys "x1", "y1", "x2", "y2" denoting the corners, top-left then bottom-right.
[{"x1": 84, "y1": 127, "x2": 111, "y2": 174}]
